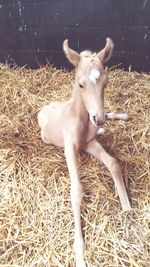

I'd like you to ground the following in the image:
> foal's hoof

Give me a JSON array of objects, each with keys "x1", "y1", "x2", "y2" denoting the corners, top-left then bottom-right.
[
  {"x1": 118, "y1": 113, "x2": 129, "y2": 121},
  {"x1": 122, "y1": 205, "x2": 132, "y2": 212},
  {"x1": 76, "y1": 260, "x2": 87, "y2": 267},
  {"x1": 122, "y1": 202, "x2": 132, "y2": 211},
  {"x1": 97, "y1": 128, "x2": 105, "y2": 135}
]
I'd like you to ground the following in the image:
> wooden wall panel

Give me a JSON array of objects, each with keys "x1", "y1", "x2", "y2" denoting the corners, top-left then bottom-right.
[{"x1": 0, "y1": 0, "x2": 149, "y2": 71}]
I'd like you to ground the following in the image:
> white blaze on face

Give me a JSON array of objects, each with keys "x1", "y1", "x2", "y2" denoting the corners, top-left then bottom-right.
[{"x1": 89, "y1": 69, "x2": 100, "y2": 84}]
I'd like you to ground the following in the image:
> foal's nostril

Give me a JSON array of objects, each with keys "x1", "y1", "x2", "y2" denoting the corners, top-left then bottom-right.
[{"x1": 93, "y1": 115, "x2": 97, "y2": 124}]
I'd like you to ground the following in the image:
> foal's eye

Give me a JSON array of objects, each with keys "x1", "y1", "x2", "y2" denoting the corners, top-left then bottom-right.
[{"x1": 79, "y1": 83, "x2": 84, "y2": 88}]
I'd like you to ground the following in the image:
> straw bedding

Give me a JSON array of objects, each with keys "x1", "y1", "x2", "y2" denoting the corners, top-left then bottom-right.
[{"x1": 0, "y1": 63, "x2": 149, "y2": 267}]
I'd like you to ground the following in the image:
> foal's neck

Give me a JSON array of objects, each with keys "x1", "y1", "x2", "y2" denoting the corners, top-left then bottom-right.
[{"x1": 71, "y1": 82, "x2": 88, "y2": 122}]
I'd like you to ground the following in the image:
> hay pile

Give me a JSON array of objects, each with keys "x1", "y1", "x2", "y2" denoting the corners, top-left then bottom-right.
[{"x1": 0, "y1": 63, "x2": 149, "y2": 267}]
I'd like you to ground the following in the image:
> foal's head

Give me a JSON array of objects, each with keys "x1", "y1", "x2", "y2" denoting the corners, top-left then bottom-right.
[{"x1": 63, "y1": 38, "x2": 114, "y2": 127}]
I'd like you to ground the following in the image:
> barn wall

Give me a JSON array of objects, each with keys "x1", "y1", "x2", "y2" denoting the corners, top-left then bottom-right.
[{"x1": 0, "y1": 0, "x2": 150, "y2": 71}]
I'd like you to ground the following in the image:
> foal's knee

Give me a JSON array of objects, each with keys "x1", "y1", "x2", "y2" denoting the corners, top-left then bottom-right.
[
  {"x1": 108, "y1": 157, "x2": 122, "y2": 176},
  {"x1": 71, "y1": 185, "x2": 83, "y2": 207},
  {"x1": 109, "y1": 157, "x2": 119, "y2": 169}
]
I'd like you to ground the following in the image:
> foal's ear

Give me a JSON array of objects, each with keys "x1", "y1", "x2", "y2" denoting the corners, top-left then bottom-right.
[
  {"x1": 97, "y1": 38, "x2": 114, "y2": 63},
  {"x1": 63, "y1": 39, "x2": 80, "y2": 67}
]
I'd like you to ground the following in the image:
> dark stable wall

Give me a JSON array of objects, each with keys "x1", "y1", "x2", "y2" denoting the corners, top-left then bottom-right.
[{"x1": 0, "y1": 0, "x2": 150, "y2": 71}]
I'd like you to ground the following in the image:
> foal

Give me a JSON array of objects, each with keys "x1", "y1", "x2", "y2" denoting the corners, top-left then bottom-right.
[{"x1": 38, "y1": 38, "x2": 131, "y2": 267}]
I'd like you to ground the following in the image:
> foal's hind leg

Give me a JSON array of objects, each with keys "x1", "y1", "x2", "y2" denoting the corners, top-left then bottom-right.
[
  {"x1": 84, "y1": 139, "x2": 131, "y2": 211},
  {"x1": 106, "y1": 112, "x2": 128, "y2": 121}
]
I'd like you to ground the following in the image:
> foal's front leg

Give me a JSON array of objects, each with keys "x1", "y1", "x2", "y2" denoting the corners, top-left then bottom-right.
[
  {"x1": 84, "y1": 139, "x2": 131, "y2": 211},
  {"x1": 64, "y1": 137, "x2": 86, "y2": 267}
]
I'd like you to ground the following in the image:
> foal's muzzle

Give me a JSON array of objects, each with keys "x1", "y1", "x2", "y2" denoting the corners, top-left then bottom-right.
[
  {"x1": 93, "y1": 115, "x2": 105, "y2": 126},
  {"x1": 90, "y1": 113, "x2": 106, "y2": 127}
]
